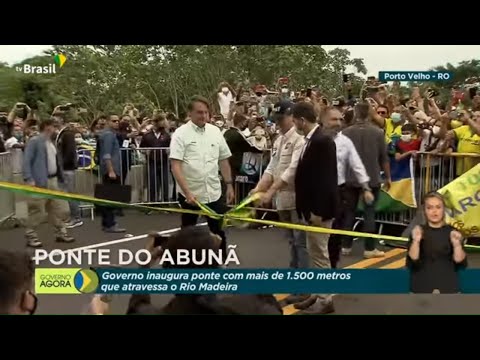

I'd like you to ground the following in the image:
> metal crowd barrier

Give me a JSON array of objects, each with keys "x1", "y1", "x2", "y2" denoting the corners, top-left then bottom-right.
[
  {"x1": 76, "y1": 148, "x2": 101, "y2": 219},
  {"x1": 0, "y1": 152, "x2": 16, "y2": 226},
  {"x1": 118, "y1": 147, "x2": 272, "y2": 207},
  {"x1": 369, "y1": 152, "x2": 480, "y2": 244},
  {"x1": 119, "y1": 147, "x2": 177, "y2": 205},
  {"x1": 5, "y1": 143, "x2": 479, "y2": 232},
  {"x1": 416, "y1": 152, "x2": 480, "y2": 201}
]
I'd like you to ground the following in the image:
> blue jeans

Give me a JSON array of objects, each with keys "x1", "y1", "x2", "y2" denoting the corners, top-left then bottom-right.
[
  {"x1": 278, "y1": 210, "x2": 309, "y2": 268},
  {"x1": 60, "y1": 170, "x2": 80, "y2": 221}
]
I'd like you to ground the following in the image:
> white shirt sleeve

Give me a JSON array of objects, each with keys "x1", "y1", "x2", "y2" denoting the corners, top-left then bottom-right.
[
  {"x1": 218, "y1": 133, "x2": 232, "y2": 161},
  {"x1": 169, "y1": 132, "x2": 185, "y2": 161},
  {"x1": 4, "y1": 137, "x2": 18, "y2": 150},
  {"x1": 346, "y1": 136, "x2": 370, "y2": 185}
]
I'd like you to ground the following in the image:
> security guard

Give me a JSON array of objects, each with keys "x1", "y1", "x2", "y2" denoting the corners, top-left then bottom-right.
[{"x1": 251, "y1": 100, "x2": 308, "y2": 304}]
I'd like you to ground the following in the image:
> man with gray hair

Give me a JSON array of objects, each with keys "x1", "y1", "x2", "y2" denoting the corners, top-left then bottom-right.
[{"x1": 319, "y1": 106, "x2": 373, "y2": 268}]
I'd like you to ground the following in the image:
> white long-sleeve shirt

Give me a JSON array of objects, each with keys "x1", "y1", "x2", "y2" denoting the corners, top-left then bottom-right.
[{"x1": 334, "y1": 132, "x2": 369, "y2": 186}]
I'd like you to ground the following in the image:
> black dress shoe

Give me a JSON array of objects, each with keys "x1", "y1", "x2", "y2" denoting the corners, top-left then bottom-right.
[
  {"x1": 296, "y1": 299, "x2": 335, "y2": 315},
  {"x1": 283, "y1": 294, "x2": 311, "y2": 305},
  {"x1": 293, "y1": 295, "x2": 317, "y2": 310}
]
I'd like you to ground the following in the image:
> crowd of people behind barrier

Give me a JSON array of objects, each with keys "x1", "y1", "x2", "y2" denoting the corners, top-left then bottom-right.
[
  {"x1": 0, "y1": 76, "x2": 480, "y2": 314},
  {"x1": 1, "y1": 80, "x2": 479, "y2": 224}
]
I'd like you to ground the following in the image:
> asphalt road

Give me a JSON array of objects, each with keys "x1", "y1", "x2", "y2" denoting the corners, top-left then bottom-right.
[{"x1": 1, "y1": 211, "x2": 480, "y2": 315}]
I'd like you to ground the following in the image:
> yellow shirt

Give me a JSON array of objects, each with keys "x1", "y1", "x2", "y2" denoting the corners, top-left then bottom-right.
[
  {"x1": 453, "y1": 125, "x2": 480, "y2": 175},
  {"x1": 384, "y1": 117, "x2": 402, "y2": 143}
]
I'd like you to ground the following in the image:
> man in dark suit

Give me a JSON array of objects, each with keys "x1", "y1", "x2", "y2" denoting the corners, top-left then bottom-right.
[{"x1": 292, "y1": 102, "x2": 338, "y2": 314}]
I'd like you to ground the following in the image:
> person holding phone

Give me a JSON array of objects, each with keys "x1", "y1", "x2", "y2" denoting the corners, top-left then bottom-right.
[{"x1": 407, "y1": 192, "x2": 467, "y2": 293}]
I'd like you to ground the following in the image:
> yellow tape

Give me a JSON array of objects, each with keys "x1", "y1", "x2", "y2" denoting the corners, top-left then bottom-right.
[
  {"x1": 1, "y1": 181, "x2": 479, "y2": 250},
  {"x1": 0, "y1": 181, "x2": 212, "y2": 217}
]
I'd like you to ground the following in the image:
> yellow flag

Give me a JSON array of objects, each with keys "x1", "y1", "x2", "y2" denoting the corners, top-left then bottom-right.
[{"x1": 438, "y1": 164, "x2": 480, "y2": 237}]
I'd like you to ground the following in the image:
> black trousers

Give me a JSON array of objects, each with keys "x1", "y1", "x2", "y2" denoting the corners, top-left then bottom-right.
[
  {"x1": 148, "y1": 162, "x2": 170, "y2": 203},
  {"x1": 178, "y1": 194, "x2": 227, "y2": 254},
  {"x1": 99, "y1": 175, "x2": 121, "y2": 229},
  {"x1": 328, "y1": 185, "x2": 380, "y2": 268}
]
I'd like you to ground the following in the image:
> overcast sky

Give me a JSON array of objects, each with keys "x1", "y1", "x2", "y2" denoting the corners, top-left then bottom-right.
[{"x1": 1, "y1": 45, "x2": 479, "y2": 77}]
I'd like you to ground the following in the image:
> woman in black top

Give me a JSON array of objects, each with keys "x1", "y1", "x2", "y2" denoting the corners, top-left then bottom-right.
[{"x1": 407, "y1": 192, "x2": 467, "y2": 293}]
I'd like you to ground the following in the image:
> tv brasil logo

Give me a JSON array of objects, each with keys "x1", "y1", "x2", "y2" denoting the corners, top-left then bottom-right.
[
  {"x1": 35, "y1": 268, "x2": 99, "y2": 294},
  {"x1": 16, "y1": 54, "x2": 67, "y2": 75}
]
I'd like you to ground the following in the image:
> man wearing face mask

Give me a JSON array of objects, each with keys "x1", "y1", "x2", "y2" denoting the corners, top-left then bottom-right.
[
  {"x1": 140, "y1": 115, "x2": 171, "y2": 203},
  {"x1": 54, "y1": 113, "x2": 82, "y2": 229},
  {"x1": 23, "y1": 119, "x2": 75, "y2": 247},
  {"x1": 4, "y1": 124, "x2": 25, "y2": 150},
  {"x1": 224, "y1": 113, "x2": 264, "y2": 180},
  {"x1": 248, "y1": 126, "x2": 268, "y2": 150},
  {"x1": 3, "y1": 124, "x2": 25, "y2": 175},
  {"x1": 0, "y1": 250, "x2": 38, "y2": 314},
  {"x1": 319, "y1": 107, "x2": 373, "y2": 269},
  {"x1": 217, "y1": 82, "x2": 235, "y2": 121},
  {"x1": 386, "y1": 109, "x2": 404, "y2": 143},
  {"x1": 394, "y1": 123, "x2": 422, "y2": 163},
  {"x1": 385, "y1": 105, "x2": 421, "y2": 144}
]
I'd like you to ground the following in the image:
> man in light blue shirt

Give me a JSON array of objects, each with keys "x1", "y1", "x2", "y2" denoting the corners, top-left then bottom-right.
[{"x1": 97, "y1": 115, "x2": 125, "y2": 233}]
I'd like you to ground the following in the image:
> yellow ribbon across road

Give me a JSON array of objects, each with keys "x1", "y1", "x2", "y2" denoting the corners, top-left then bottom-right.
[{"x1": 1, "y1": 181, "x2": 479, "y2": 250}]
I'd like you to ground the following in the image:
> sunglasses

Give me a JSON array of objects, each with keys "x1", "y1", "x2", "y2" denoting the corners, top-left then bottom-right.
[{"x1": 377, "y1": 111, "x2": 387, "y2": 115}]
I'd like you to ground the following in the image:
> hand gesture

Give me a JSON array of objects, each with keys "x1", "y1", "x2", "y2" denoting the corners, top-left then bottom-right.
[
  {"x1": 450, "y1": 230, "x2": 463, "y2": 247},
  {"x1": 249, "y1": 187, "x2": 260, "y2": 196},
  {"x1": 412, "y1": 225, "x2": 423, "y2": 243},
  {"x1": 363, "y1": 190, "x2": 374, "y2": 205},
  {"x1": 185, "y1": 192, "x2": 197, "y2": 206},
  {"x1": 260, "y1": 190, "x2": 274, "y2": 207},
  {"x1": 412, "y1": 87, "x2": 421, "y2": 101},
  {"x1": 84, "y1": 294, "x2": 110, "y2": 315},
  {"x1": 400, "y1": 105, "x2": 411, "y2": 114},
  {"x1": 226, "y1": 185, "x2": 235, "y2": 205},
  {"x1": 383, "y1": 178, "x2": 392, "y2": 192},
  {"x1": 366, "y1": 97, "x2": 378, "y2": 109},
  {"x1": 145, "y1": 234, "x2": 164, "y2": 264}
]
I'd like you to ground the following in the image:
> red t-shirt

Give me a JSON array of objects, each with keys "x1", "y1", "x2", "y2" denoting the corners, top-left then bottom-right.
[{"x1": 396, "y1": 138, "x2": 421, "y2": 154}]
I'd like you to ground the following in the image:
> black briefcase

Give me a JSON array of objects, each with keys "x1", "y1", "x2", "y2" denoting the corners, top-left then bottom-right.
[{"x1": 94, "y1": 183, "x2": 132, "y2": 204}]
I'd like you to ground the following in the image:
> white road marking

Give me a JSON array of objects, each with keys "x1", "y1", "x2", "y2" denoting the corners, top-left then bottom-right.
[
  {"x1": 32, "y1": 223, "x2": 209, "y2": 264},
  {"x1": 63, "y1": 222, "x2": 208, "y2": 253}
]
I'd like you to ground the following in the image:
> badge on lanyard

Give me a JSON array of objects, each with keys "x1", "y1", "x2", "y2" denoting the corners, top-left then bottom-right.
[{"x1": 122, "y1": 139, "x2": 130, "y2": 148}]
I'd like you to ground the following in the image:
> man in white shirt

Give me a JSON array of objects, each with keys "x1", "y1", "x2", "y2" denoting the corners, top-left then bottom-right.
[
  {"x1": 319, "y1": 107, "x2": 374, "y2": 268},
  {"x1": 217, "y1": 83, "x2": 235, "y2": 121},
  {"x1": 170, "y1": 96, "x2": 235, "y2": 255}
]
